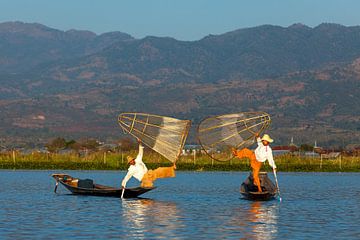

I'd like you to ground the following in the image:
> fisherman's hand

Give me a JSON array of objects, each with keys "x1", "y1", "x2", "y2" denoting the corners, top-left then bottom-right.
[
  {"x1": 137, "y1": 138, "x2": 141, "y2": 144},
  {"x1": 255, "y1": 132, "x2": 260, "y2": 138}
]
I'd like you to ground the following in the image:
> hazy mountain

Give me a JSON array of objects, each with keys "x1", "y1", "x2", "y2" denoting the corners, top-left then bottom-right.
[
  {"x1": 0, "y1": 22, "x2": 359, "y2": 148},
  {"x1": 0, "y1": 21, "x2": 134, "y2": 73},
  {"x1": 38, "y1": 22, "x2": 360, "y2": 84}
]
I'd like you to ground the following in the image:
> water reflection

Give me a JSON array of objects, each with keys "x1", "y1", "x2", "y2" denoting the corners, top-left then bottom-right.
[
  {"x1": 227, "y1": 200, "x2": 279, "y2": 239},
  {"x1": 248, "y1": 201, "x2": 279, "y2": 239},
  {"x1": 4, "y1": 171, "x2": 360, "y2": 239},
  {"x1": 121, "y1": 198, "x2": 184, "y2": 238}
]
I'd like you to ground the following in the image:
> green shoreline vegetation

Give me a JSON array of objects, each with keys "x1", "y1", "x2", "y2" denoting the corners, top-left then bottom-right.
[{"x1": 1, "y1": 150, "x2": 360, "y2": 172}]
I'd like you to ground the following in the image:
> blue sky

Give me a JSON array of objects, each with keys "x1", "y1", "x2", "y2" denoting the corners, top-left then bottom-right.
[{"x1": 1, "y1": 0, "x2": 360, "y2": 40}]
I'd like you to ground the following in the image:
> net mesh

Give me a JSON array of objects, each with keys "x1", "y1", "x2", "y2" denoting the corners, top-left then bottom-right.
[
  {"x1": 197, "y1": 112, "x2": 271, "y2": 161},
  {"x1": 118, "y1": 113, "x2": 191, "y2": 163}
]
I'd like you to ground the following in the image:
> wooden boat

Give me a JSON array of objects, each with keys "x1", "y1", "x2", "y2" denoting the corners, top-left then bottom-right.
[
  {"x1": 52, "y1": 174, "x2": 155, "y2": 198},
  {"x1": 240, "y1": 172, "x2": 277, "y2": 201}
]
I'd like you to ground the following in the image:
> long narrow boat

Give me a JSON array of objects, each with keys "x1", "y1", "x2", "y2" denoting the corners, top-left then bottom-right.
[
  {"x1": 52, "y1": 174, "x2": 155, "y2": 198},
  {"x1": 240, "y1": 172, "x2": 277, "y2": 201}
]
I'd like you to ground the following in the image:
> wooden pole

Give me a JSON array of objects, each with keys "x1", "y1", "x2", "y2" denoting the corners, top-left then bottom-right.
[
  {"x1": 103, "y1": 152, "x2": 106, "y2": 164},
  {"x1": 12, "y1": 150, "x2": 16, "y2": 165},
  {"x1": 121, "y1": 188, "x2": 125, "y2": 199},
  {"x1": 320, "y1": 154, "x2": 323, "y2": 169},
  {"x1": 193, "y1": 150, "x2": 196, "y2": 165},
  {"x1": 339, "y1": 155, "x2": 342, "y2": 170},
  {"x1": 273, "y1": 168, "x2": 282, "y2": 202}
]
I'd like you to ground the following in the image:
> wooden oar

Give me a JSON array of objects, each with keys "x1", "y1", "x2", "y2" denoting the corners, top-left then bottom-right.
[
  {"x1": 273, "y1": 168, "x2": 282, "y2": 202},
  {"x1": 54, "y1": 180, "x2": 59, "y2": 193},
  {"x1": 121, "y1": 187, "x2": 125, "y2": 199}
]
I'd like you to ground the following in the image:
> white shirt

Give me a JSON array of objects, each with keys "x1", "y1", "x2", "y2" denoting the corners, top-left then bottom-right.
[
  {"x1": 121, "y1": 144, "x2": 148, "y2": 187},
  {"x1": 254, "y1": 137, "x2": 276, "y2": 169}
]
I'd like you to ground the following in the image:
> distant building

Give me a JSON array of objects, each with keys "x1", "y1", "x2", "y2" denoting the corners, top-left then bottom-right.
[
  {"x1": 289, "y1": 137, "x2": 298, "y2": 148},
  {"x1": 0, "y1": 145, "x2": 7, "y2": 153},
  {"x1": 58, "y1": 149, "x2": 74, "y2": 155},
  {"x1": 182, "y1": 144, "x2": 202, "y2": 155},
  {"x1": 272, "y1": 137, "x2": 299, "y2": 156},
  {"x1": 313, "y1": 140, "x2": 323, "y2": 154},
  {"x1": 99, "y1": 143, "x2": 118, "y2": 152},
  {"x1": 320, "y1": 152, "x2": 341, "y2": 159},
  {"x1": 303, "y1": 151, "x2": 319, "y2": 157}
]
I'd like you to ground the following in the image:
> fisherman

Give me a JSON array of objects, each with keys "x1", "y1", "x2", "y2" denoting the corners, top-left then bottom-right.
[
  {"x1": 121, "y1": 138, "x2": 148, "y2": 189},
  {"x1": 122, "y1": 139, "x2": 176, "y2": 189},
  {"x1": 232, "y1": 133, "x2": 276, "y2": 192}
]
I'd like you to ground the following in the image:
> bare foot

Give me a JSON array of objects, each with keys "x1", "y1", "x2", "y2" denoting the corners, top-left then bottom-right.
[{"x1": 173, "y1": 163, "x2": 177, "y2": 170}]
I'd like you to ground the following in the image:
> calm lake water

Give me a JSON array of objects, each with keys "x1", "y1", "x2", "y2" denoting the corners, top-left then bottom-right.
[{"x1": 0, "y1": 170, "x2": 360, "y2": 239}]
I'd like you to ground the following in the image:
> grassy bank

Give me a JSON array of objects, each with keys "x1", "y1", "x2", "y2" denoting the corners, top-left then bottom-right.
[{"x1": 1, "y1": 150, "x2": 360, "y2": 172}]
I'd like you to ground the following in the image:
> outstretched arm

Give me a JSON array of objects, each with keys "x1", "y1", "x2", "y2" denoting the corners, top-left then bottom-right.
[
  {"x1": 122, "y1": 169, "x2": 135, "y2": 188},
  {"x1": 255, "y1": 131, "x2": 262, "y2": 145},
  {"x1": 267, "y1": 150, "x2": 277, "y2": 169},
  {"x1": 135, "y1": 142, "x2": 144, "y2": 163}
]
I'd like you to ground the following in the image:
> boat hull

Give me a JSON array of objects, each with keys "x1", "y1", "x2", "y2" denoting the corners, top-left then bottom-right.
[
  {"x1": 240, "y1": 172, "x2": 277, "y2": 201},
  {"x1": 52, "y1": 174, "x2": 155, "y2": 198}
]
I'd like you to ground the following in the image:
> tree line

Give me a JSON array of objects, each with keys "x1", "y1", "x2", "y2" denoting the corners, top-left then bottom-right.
[{"x1": 45, "y1": 137, "x2": 138, "y2": 153}]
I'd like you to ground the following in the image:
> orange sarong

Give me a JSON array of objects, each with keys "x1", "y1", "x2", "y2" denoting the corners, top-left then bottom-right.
[
  {"x1": 234, "y1": 148, "x2": 263, "y2": 192},
  {"x1": 141, "y1": 166, "x2": 176, "y2": 188}
]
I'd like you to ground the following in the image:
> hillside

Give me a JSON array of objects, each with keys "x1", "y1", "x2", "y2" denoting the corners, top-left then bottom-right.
[
  {"x1": 0, "y1": 21, "x2": 359, "y2": 148},
  {"x1": 0, "y1": 21, "x2": 133, "y2": 74}
]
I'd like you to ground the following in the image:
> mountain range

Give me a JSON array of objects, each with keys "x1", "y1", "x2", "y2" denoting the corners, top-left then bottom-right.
[{"x1": 0, "y1": 21, "x2": 359, "y2": 148}]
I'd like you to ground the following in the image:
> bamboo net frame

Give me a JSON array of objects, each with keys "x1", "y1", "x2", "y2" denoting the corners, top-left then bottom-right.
[
  {"x1": 118, "y1": 112, "x2": 191, "y2": 163},
  {"x1": 197, "y1": 112, "x2": 271, "y2": 162}
]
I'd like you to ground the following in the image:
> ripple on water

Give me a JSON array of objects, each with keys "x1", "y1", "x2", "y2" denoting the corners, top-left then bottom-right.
[{"x1": 0, "y1": 171, "x2": 360, "y2": 239}]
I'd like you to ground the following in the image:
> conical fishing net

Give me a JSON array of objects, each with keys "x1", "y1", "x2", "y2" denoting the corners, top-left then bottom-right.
[
  {"x1": 118, "y1": 113, "x2": 191, "y2": 163},
  {"x1": 197, "y1": 112, "x2": 271, "y2": 161}
]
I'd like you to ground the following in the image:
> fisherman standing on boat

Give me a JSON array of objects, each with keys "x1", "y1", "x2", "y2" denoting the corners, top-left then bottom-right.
[
  {"x1": 232, "y1": 133, "x2": 276, "y2": 192},
  {"x1": 122, "y1": 138, "x2": 176, "y2": 189},
  {"x1": 122, "y1": 139, "x2": 148, "y2": 189}
]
